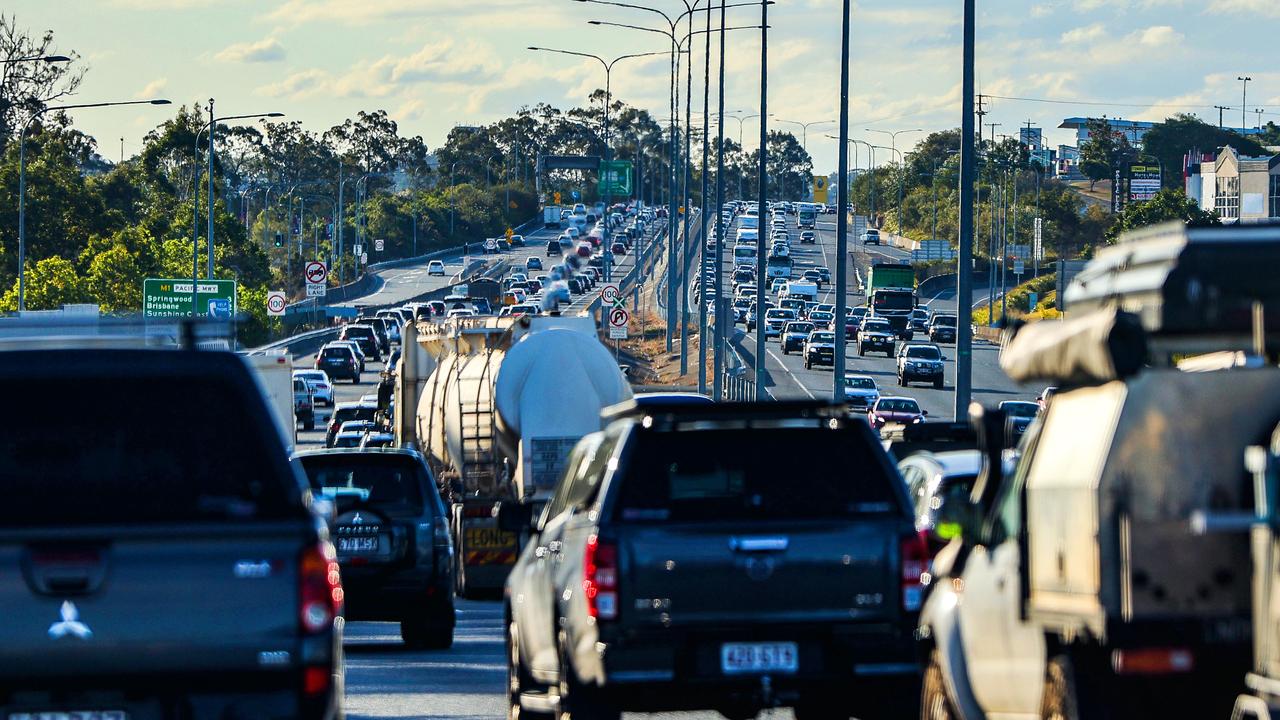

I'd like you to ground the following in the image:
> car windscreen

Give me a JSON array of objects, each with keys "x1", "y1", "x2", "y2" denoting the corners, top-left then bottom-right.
[
  {"x1": 879, "y1": 400, "x2": 920, "y2": 413},
  {"x1": 299, "y1": 454, "x2": 428, "y2": 516},
  {"x1": 932, "y1": 315, "x2": 957, "y2": 327},
  {"x1": 906, "y1": 347, "x2": 940, "y2": 359},
  {"x1": 845, "y1": 377, "x2": 876, "y2": 389},
  {"x1": 615, "y1": 427, "x2": 901, "y2": 522},
  {"x1": 0, "y1": 375, "x2": 302, "y2": 527},
  {"x1": 810, "y1": 333, "x2": 835, "y2": 343}
]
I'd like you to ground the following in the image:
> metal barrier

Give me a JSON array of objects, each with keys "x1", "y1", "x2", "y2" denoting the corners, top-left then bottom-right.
[{"x1": 722, "y1": 368, "x2": 755, "y2": 402}]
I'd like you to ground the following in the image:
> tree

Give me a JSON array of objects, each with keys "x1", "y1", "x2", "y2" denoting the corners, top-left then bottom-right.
[
  {"x1": 1078, "y1": 117, "x2": 1134, "y2": 191},
  {"x1": 86, "y1": 242, "x2": 143, "y2": 312},
  {"x1": 1141, "y1": 114, "x2": 1268, "y2": 189},
  {"x1": 0, "y1": 15, "x2": 84, "y2": 147},
  {"x1": 0, "y1": 255, "x2": 88, "y2": 311},
  {"x1": 1103, "y1": 188, "x2": 1218, "y2": 243},
  {"x1": 1259, "y1": 121, "x2": 1280, "y2": 147}
]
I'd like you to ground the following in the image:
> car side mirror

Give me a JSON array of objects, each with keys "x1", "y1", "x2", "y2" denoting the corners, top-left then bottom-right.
[
  {"x1": 922, "y1": 410, "x2": 929, "y2": 416},
  {"x1": 494, "y1": 500, "x2": 533, "y2": 534}
]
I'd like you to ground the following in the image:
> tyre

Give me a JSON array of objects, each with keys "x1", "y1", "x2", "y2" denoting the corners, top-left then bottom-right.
[
  {"x1": 898, "y1": 376, "x2": 905, "y2": 387},
  {"x1": 557, "y1": 636, "x2": 620, "y2": 720},
  {"x1": 303, "y1": 419, "x2": 316, "y2": 431},
  {"x1": 1041, "y1": 654, "x2": 1109, "y2": 720},
  {"x1": 400, "y1": 611, "x2": 453, "y2": 650},
  {"x1": 507, "y1": 621, "x2": 550, "y2": 720},
  {"x1": 805, "y1": 359, "x2": 812, "y2": 369},
  {"x1": 782, "y1": 347, "x2": 789, "y2": 355},
  {"x1": 934, "y1": 378, "x2": 944, "y2": 390},
  {"x1": 920, "y1": 651, "x2": 959, "y2": 720}
]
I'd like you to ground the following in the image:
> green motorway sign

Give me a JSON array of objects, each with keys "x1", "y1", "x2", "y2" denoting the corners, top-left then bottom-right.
[
  {"x1": 597, "y1": 160, "x2": 633, "y2": 196},
  {"x1": 143, "y1": 278, "x2": 238, "y2": 319}
]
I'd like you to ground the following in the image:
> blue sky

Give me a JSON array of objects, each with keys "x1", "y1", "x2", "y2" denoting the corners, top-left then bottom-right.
[{"x1": 10, "y1": 0, "x2": 1279, "y2": 172}]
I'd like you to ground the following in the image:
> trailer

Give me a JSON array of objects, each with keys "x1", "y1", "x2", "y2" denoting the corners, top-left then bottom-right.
[{"x1": 395, "y1": 315, "x2": 632, "y2": 597}]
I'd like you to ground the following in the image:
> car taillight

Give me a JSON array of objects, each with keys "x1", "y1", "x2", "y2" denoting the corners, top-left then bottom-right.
[
  {"x1": 901, "y1": 531, "x2": 929, "y2": 612},
  {"x1": 583, "y1": 534, "x2": 618, "y2": 621},
  {"x1": 300, "y1": 542, "x2": 343, "y2": 634}
]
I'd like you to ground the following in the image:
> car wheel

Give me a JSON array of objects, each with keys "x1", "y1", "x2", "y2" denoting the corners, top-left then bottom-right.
[
  {"x1": 782, "y1": 347, "x2": 789, "y2": 355},
  {"x1": 303, "y1": 419, "x2": 316, "y2": 431},
  {"x1": 557, "y1": 634, "x2": 620, "y2": 720},
  {"x1": 934, "y1": 379, "x2": 944, "y2": 390},
  {"x1": 920, "y1": 650, "x2": 959, "y2": 720},
  {"x1": 804, "y1": 359, "x2": 811, "y2": 369},
  {"x1": 506, "y1": 620, "x2": 547, "y2": 719},
  {"x1": 1041, "y1": 654, "x2": 1110, "y2": 720},
  {"x1": 858, "y1": 347, "x2": 865, "y2": 356}
]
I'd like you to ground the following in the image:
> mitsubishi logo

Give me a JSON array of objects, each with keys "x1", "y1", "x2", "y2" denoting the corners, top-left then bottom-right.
[
  {"x1": 48, "y1": 601, "x2": 93, "y2": 640},
  {"x1": 351, "y1": 512, "x2": 363, "y2": 525}
]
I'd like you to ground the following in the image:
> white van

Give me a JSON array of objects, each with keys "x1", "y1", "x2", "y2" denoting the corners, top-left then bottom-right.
[
  {"x1": 782, "y1": 280, "x2": 819, "y2": 302},
  {"x1": 733, "y1": 245, "x2": 758, "y2": 263}
]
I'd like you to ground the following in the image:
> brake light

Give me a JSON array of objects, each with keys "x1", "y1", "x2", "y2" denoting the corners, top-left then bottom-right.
[
  {"x1": 300, "y1": 542, "x2": 343, "y2": 634},
  {"x1": 583, "y1": 534, "x2": 618, "y2": 620},
  {"x1": 1112, "y1": 648, "x2": 1194, "y2": 675},
  {"x1": 901, "y1": 531, "x2": 928, "y2": 612}
]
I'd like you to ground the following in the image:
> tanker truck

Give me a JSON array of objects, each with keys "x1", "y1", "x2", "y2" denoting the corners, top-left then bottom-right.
[{"x1": 395, "y1": 314, "x2": 632, "y2": 598}]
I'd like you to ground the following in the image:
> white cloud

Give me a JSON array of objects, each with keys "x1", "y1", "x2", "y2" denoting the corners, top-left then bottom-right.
[
  {"x1": 390, "y1": 39, "x2": 495, "y2": 83},
  {"x1": 1135, "y1": 25, "x2": 1181, "y2": 45},
  {"x1": 215, "y1": 37, "x2": 286, "y2": 63},
  {"x1": 1060, "y1": 23, "x2": 1107, "y2": 44},
  {"x1": 1205, "y1": 0, "x2": 1280, "y2": 16},
  {"x1": 134, "y1": 77, "x2": 167, "y2": 99}
]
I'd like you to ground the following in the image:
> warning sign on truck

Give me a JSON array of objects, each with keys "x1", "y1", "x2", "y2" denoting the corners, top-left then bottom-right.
[{"x1": 526, "y1": 437, "x2": 581, "y2": 493}]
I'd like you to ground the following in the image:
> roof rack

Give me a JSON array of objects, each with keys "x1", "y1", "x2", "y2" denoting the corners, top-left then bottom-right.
[
  {"x1": 1064, "y1": 222, "x2": 1280, "y2": 355},
  {"x1": 603, "y1": 399, "x2": 852, "y2": 427}
]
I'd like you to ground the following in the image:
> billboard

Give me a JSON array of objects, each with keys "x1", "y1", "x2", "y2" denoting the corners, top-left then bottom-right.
[
  {"x1": 1128, "y1": 163, "x2": 1162, "y2": 203},
  {"x1": 812, "y1": 175, "x2": 829, "y2": 204}
]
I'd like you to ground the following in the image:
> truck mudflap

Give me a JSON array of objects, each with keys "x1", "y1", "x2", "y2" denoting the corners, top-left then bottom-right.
[{"x1": 452, "y1": 503, "x2": 518, "y2": 596}]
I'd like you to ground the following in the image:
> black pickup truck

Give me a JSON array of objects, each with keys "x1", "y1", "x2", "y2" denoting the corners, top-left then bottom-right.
[
  {"x1": 503, "y1": 401, "x2": 924, "y2": 720},
  {"x1": 0, "y1": 348, "x2": 343, "y2": 720}
]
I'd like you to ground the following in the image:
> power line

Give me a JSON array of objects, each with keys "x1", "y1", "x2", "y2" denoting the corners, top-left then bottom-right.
[{"x1": 985, "y1": 93, "x2": 1279, "y2": 110}]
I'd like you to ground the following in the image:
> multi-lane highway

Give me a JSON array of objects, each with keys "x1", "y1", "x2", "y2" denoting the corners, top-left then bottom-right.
[{"x1": 716, "y1": 209, "x2": 1039, "y2": 418}]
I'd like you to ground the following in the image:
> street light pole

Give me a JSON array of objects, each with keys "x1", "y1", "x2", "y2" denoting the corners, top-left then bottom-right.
[
  {"x1": 697, "y1": 0, "x2": 712, "y2": 393},
  {"x1": 712, "y1": 0, "x2": 728, "y2": 400},
  {"x1": 17, "y1": 97, "x2": 170, "y2": 312},
  {"x1": 833, "y1": 0, "x2": 850, "y2": 401},
  {"x1": 955, "y1": 0, "x2": 976, "y2": 418},
  {"x1": 528, "y1": 46, "x2": 665, "y2": 284},
  {"x1": 867, "y1": 128, "x2": 921, "y2": 234},
  {"x1": 1239, "y1": 76, "x2": 1252, "y2": 134},
  {"x1": 755, "y1": 0, "x2": 767, "y2": 400}
]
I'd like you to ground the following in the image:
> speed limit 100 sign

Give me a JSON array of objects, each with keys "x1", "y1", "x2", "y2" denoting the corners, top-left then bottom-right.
[{"x1": 266, "y1": 290, "x2": 287, "y2": 317}]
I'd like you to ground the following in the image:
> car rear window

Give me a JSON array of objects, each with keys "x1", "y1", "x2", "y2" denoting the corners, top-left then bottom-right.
[
  {"x1": 299, "y1": 454, "x2": 432, "y2": 516},
  {"x1": 333, "y1": 406, "x2": 377, "y2": 425},
  {"x1": 0, "y1": 375, "x2": 303, "y2": 527},
  {"x1": 615, "y1": 427, "x2": 901, "y2": 522},
  {"x1": 344, "y1": 326, "x2": 374, "y2": 338}
]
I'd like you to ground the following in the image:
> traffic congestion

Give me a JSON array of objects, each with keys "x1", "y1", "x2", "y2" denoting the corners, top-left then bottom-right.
[{"x1": 8, "y1": 190, "x2": 1280, "y2": 720}]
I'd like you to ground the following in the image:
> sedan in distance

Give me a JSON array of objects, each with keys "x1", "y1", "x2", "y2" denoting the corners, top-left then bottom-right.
[{"x1": 868, "y1": 396, "x2": 927, "y2": 430}]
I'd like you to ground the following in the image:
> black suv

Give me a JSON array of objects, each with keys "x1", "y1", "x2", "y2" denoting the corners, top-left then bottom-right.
[
  {"x1": 897, "y1": 342, "x2": 945, "y2": 388},
  {"x1": 339, "y1": 324, "x2": 382, "y2": 362},
  {"x1": 928, "y1": 313, "x2": 958, "y2": 343},
  {"x1": 503, "y1": 402, "x2": 922, "y2": 720},
  {"x1": 295, "y1": 448, "x2": 456, "y2": 649},
  {"x1": 1, "y1": 347, "x2": 342, "y2": 719}
]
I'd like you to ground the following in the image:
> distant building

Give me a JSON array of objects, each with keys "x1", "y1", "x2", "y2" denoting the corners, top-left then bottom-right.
[
  {"x1": 1184, "y1": 146, "x2": 1280, "y2": 224},
  {"x1": 1058, "y1": 117, "x2": 1157, "y2": 146}
]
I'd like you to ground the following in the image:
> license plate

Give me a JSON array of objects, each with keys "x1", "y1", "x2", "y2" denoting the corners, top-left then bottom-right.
[
  {"x1": 337, "y1": 536, "x2": 381, "y2": 554},
  {"x1": 720, "y1": 642, "x2": 798, "y2": 675},
  {"x1": 9, "y1": 707, "x2": 129, "y2": 712}
]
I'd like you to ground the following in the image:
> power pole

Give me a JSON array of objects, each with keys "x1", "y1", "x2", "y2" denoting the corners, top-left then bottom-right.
[
  {"x1": 1215, "y1": 106, "x2": 1230, "y2": 128},
  {"x1": 985, "y1": 122, "x2": 1000, "y2": 326}
]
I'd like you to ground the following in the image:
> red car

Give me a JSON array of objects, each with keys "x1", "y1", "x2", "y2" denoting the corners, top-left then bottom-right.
[
  {"x1": 868, "y1": 396, "x2": 927, "y2": 430},
  {"x1": 610, "y1": 241, "x2": 628, "y2": 256}
]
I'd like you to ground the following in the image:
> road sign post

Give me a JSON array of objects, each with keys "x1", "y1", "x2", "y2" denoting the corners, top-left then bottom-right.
[
  {"x1": 266, "y1": 290, "x2": 287, "y2": 317},
  {"x1": 304, "y1": 261, "x2": 328, "y2": 298},
  {"x1": 143, "y1": 278, "x2": 237, "y2": 319}
]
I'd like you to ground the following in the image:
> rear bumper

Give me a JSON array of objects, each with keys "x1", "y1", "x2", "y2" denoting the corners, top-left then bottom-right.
[
  {"x1": 0, "y1": 665, "x2": 342, "y2": 720},
  {"x1": 340, "y1": 567, "x2": 452, "y2": 621},
  {"x1": 596, "y1": 623, "x2": 917, "y2": 711}
]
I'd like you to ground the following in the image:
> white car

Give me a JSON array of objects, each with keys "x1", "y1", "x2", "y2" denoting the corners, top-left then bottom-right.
[
  {"x1": 427, "y1": 260, "x2": 446, "y2": 276},
  {"x1": 293, "y1": 369, "x2": 335, "y2": 407},
  {"x1": 447, "y1": 308, "x2": 476, "y2": 319}
]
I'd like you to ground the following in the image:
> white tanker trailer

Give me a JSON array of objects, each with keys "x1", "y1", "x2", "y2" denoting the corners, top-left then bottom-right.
[{"x1": 395, "y1": 314, "x2": 632, "y2": 597}]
